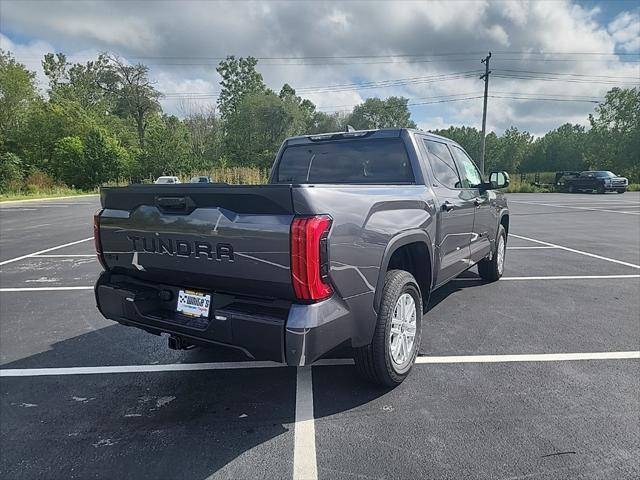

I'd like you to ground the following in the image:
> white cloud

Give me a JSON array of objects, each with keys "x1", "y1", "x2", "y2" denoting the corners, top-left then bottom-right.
[
  {"x1": 0, "y1": 0, "x2": 638, "y2": 135},
  {"x1": 48, "y1": 15, "x2": 160, "y2": 51},
  {"x1": 608, "y1": 9, "x2": 640, "y2": 53}
]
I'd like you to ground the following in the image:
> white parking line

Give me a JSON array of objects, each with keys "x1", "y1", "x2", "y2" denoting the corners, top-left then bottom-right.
[
  {"x1": 511, "y1": 200, "x2": 640, "y2": 215},
  {"x1": 293, "y1": 367, "x2": 318, "y2": 480},
  {"x1": 0, "y1": 194, "x2": 98, "y2": 205},
  {"x1": 452, "y1": 274, "x2": 640, "y2": 281},
  {"x1": 414, "y1": 351, "x2": 640, "y2": 364},
  {"x1": 0, "y1": 237, "x2": 94, "y2": 266},
  {"x1": 4, "y1": 273, "x2": 640, "y2": 292},
  {"x1": 0, "y1": 286, "x2": 94, "y2": 292},
  {"x1": 0, "y1": 361, "x2": 284, "y2": 377},
  {"x1": 534, "y1": 203, "x2": 640, "y2": 207},
  {"x1": 32, "y1": 254, "x2": 95, "y2": 258},
  {"x1": 510, "y1": 234, "x2": 640, "y2": 269},
  {"x1": 512, "y1": 200, "x2": 640, "y2": 205},
  {"x1": 1, "y1": 351, "x2": 638, "y2": 377},
  {"x1": 507, "y1": 246, "x2": 559, "y2": 250}
]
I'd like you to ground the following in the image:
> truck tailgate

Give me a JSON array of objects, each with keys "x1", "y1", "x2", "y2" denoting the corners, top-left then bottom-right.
[{"x1": 98, "y1": 184, "x2": 295, "y2": 299}]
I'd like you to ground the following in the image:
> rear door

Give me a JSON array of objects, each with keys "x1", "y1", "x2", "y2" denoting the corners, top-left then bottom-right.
[
  {"x1": 449, "y1": 145, "x2": 493, "y2": 263},
  {"x1": 422, "y1": 138, "x2": 476, "y2": 285}
]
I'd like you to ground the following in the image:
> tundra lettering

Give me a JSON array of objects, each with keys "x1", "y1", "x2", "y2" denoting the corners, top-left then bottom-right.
[
  {"x1": 96, "y1": 128, "x2": 510, "y2": 386},
  {"x1": 126, "y1": 235, "x2": 234, "y2": 261}
]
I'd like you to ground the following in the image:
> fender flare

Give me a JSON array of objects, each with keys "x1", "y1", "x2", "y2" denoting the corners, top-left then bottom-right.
[
  {"x1": 498, "y1": 208, "x2": 509, "y2": 234},
  {"x1": 373, "y1": 229, "x2": 434, "y2": 313}
]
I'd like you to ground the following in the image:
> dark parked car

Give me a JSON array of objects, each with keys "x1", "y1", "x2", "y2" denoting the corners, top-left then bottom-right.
[
  {"x1": 561, "y1": 170, "x2": 628, "y2": 194},
  {"x1": 94, "y1": 129, "x2": 510, "y2": 386},
  {"x1": 190, "y1": 176, "x2": 212, "y2": 183}
]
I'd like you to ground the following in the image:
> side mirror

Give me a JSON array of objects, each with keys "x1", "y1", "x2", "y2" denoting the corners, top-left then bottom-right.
[{"x1": 488, "y1": 171, "x2": 509, "y2": 190}]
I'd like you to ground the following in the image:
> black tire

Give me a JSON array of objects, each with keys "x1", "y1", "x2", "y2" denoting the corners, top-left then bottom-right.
[
  {"x1": 477, "y1": 225, "x2": 507, "y2": 282},
  {"x1": 597, "y1": 185, "x2": 605, "y2": 194},
  {"x1": 354, "y1": 270, "x2": 422, "y2": 387},
  {"x1": 617, "y1": 189, "x2": 625, "y2": 194}
]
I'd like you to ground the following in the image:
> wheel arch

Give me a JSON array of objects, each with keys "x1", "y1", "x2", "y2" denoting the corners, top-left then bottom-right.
[
  {"x1": 499, "y1": 210, "x2": 509, "y2": 237},
  {"x1": 374, "y1": 230, "x2": 433, "y2": 314}
]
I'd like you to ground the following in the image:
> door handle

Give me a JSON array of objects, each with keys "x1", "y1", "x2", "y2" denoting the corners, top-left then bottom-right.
[
  {"x1": 442, "y1": 201, "x2": 454, "y2": 212},
  {"x1": 474, "y1": 198, "x2": 482, "y2": 207}
]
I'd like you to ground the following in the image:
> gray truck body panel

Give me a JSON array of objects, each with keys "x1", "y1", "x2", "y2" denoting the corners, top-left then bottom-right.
[{"x1": 95, "y1": 129, "x2": 508, "y2": 366}]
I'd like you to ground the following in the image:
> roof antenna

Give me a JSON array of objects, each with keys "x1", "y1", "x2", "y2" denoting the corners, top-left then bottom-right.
[{"x1": 345, "y1": 125, "x2": 355, "y2": 132}]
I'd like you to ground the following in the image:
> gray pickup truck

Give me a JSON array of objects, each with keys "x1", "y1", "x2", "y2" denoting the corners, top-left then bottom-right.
[{"x1": 94, "y1": 128, "x2": 509, "y2": 386}]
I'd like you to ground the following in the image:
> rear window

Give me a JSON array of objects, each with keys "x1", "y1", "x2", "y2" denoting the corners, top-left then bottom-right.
[{"x1": 275, "y1": 138, "x2": 414, "y2": 184}]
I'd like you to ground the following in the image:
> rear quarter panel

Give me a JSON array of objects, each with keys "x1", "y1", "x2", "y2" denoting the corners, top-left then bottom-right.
[{"x1": 292, "y1": 185, "x2": 436, "y2": 345}]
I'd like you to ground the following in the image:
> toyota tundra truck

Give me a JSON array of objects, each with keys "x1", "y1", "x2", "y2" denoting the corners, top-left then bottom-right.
[{"x1": 94, "y1": 128, "x2": 510, "y2": 386}]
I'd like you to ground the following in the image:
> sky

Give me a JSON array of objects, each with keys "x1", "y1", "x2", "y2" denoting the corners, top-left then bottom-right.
[{"x1": 0, "y1": 0, "x2": 638, "y2": 136}]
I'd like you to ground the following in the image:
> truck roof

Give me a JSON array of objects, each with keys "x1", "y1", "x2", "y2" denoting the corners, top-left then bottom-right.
[{"x1": 285, "y1": 128, "x2": 460, "y2": 147}]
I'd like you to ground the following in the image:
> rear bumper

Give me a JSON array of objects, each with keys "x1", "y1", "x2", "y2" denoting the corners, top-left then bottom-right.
[{"x1": 95, "y1": 272, "x2": 353, "y2": 366}]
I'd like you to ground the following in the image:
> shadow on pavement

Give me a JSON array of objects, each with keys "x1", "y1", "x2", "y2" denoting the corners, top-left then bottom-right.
[
  {"x1": 0, "y1": 324, "x2": 389, "y2": 480},
  {"x1": 0, "y1": 267, "x2": 509, "y2": 480}
]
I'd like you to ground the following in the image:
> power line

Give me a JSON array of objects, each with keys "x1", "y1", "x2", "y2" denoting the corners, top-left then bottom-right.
[
  {"x1": 313, "y1": 92, "x2": 606, "y2": 114},
  {"x1": 159, "y1": 69, "x2": 637, "y2": 100},
  {"x1": 494, "y1": 69, "x2": 640, "y2": 80},
  {"x1": 314, "y1": 92, "x2": 484, "y2": 110},
  {"x1": 294, "y1": 71, "x2": 482, "y2": 93},
  {"x1": 161, "y1": 70, "x2": 484, "y2": 98},
  {"x1": 492, "y1": 73, "x2": 638, "y2": 86},
  {"x1": 489, "y1": 95, "x2": 601, "y2": 103}
]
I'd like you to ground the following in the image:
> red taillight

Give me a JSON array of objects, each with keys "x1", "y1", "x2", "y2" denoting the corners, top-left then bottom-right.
[
  {"x1": 291, "y1": 215, "x2": 333, "y2": 301},
  {"x1": 93, "y1": 210, "x2": 107, "y2": 270}
]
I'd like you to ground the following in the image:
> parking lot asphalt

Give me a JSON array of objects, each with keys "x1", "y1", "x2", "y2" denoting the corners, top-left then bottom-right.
[{"x1": 1, "y1": 192, "x2": 639, "y2": 479}]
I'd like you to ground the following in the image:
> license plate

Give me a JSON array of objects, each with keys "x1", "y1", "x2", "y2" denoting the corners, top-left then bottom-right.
[{"x1": 176, "y1": 290, "x2": 211, "y2": 318}]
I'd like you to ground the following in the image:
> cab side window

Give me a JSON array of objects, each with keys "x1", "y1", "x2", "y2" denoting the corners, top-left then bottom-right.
[
  {"x1": 424, "y1": 139, "x2": 462, "y2": 189},
  {"x1": 450, "y1": 145, "x2": 483, "y2": 188}
]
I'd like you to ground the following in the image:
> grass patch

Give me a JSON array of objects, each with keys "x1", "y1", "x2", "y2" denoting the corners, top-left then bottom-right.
[
  {"x1": 627, "y1": 183, "x2": 640, "y2": 192},
  {"x1": 0, "y1": 187, "x2": 96, "y2": 202},
  {"x1": 183, "y1": 167, "x2": 270, "y2": 185},
  {"x1": 506, "y1": 177, "x2": 552, "y2": 193}
]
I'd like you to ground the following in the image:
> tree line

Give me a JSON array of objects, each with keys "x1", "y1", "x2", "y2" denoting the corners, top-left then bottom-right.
[{"x1": 1, "y1": 49, "x2": 638, "y2": 193}]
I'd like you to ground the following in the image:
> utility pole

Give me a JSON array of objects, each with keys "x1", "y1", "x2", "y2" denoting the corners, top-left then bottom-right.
[{"x1": 479, "y1": 52, "x2": 491, "y2": 174}]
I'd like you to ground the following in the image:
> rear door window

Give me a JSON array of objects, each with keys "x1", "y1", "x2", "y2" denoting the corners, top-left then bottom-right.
[
  {"x1": 424, "y1": 139, "x2": 462, "y2": 189},
  {"x1": 276, "y1": 137, "x2": 414, "y2": 184}
]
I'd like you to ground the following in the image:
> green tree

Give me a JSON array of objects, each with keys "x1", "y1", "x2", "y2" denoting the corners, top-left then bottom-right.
[
  {"x1": 588, "y1": 87, "x2": 640, "y2": 181},
  {"x1": 84, "y1": 127, "x2": 126, "y2": 186},
  {"x1": 51, "y1": 129, "x2": 126, "y2": 189},
  {"x1": 521, "y1": 124, "x2": 587, "y2": 173},
  {"x1": 19, "y1": 98, "x2": 95, "y2": 172},
  {"x1": 183, "y1": 107, "x2": 222, "y2": 167},
  {"x1": 307, "y1": 111, "x2": 348, "y2": 134},
  {"x1": 279, "y1": 83, "x2": 317, "y2": 133},
  {"x1": 98, "y1": 56, "x2": 161, "y2": 148},
  {"x1": 136, "y1": 115, "x2": 191, "y2": 179},
  {"x1": 51, "y1": 136, "x2": 85, "y2": 186},
  {"x1": 216, "y1": 56, "x2": 266, "y2": 119},
  {"x1": 223, "y1": 91, "x2": 294, "y2": 167},
  {"x1": 0, "y1": 50, "x2": 38, "y2": 151},
  {"x1": 490, "y1": 126, "x2": 533, "y2": 173},
  {"x1": 0, "y1": 152, "x2": 24, "y2": 192},
  {"x1": 348, "y1": 97, "x2": 416, "y2": 130},
  {"x1": 42, "y1": 53, "x2": 113, "y2": 111},
  {"x1": 430, "y1": 126, "x2": 482, "y2": 159}
]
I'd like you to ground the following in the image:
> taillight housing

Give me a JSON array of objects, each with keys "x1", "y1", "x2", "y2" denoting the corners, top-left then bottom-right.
[
  {"x1": 93, "y1": 210, "x2": 107, "y2": 270},
  {"x1": 291, "y1": 215, "x2": 333, "y2": 301}
]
